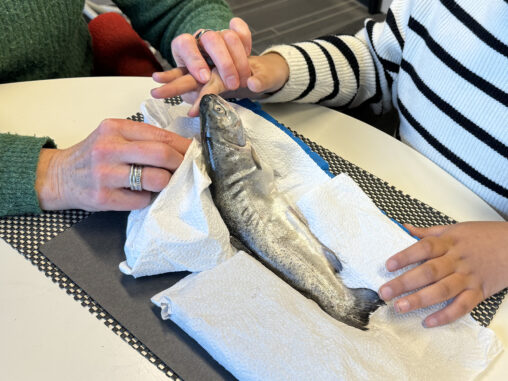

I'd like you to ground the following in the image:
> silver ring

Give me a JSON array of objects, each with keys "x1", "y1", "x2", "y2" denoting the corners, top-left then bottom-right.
[
  {"x1": 129, "y1": 164, "x2": 143, "y2": 191},
  {"x1": 195, "y1": 29, "x2": 215, "y2": 67},
  {"x1": 194, "y1": 29, "x2": 214, "y2": 41}
]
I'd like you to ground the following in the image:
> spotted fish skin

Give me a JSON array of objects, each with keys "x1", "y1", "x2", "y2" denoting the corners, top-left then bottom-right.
[{"x1": 200, "y1": 94, "x2": 383, "y2": 330}]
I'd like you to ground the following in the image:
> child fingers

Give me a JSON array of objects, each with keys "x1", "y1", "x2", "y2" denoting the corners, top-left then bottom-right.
[
  {"x1": 422, "y1": 289, "x2": 483, "y2": 328},
  {"x1": 151, "y1": 74, "x2": 199, "y2": 99},
  {"x1": 393, "y1": 273, "x2": 467, "y2": 314},
  {"x1": 152, "y1": 67, "x2": 188, "y2": 84},
  {"x1": 380, "y1": 256, "x2": 454, "y2": 301},
  {"x1": 404, "y1": 223, "x2": 451, "y2": 238},
  {"x1": 188, "y1": 71, "x2": 228, "y2": 116},
  {"x1": 385, "y1": 235, "x2": 451, "y2": 272}
]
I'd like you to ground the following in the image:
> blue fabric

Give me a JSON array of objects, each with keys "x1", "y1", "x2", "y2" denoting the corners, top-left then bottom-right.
[
  {"x1": 234, "y1": 98, "x2": 415, "y2": 239},
  {"x1": 234, "y1": 99, "x2": 334, "y2": 178}
]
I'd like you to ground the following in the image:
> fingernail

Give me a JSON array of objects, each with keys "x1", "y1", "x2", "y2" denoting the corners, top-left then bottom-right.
[
  {"x1": 248, "y1": 77, "x2": 261, "y2": 92},
  {"x1": 226, "y1": 75, "x2": 238, "y2": 89},
  {"x1": 200, "y1": 69, "x2": 210, "y2": 82},
  {"x1": 386, "y1": 259, "x2": 397, "y2": 271},
  {"x1": 424, "y1": 317, "x2": 438, "y2": 328},
  {"x1": 395, "y1": 299, "x2": 409, "y2": 313},
  {"x1": 379, "y1": 286, "x2": 393, "y2": 301}
]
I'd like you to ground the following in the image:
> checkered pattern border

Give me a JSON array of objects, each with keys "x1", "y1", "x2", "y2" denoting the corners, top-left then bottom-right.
[{"x1": 0, "y1": 97, "x2": 504, "y2": 380}]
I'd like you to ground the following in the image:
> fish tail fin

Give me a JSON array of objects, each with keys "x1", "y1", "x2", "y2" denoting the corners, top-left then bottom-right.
[{"x1": 347, "y1": 288, "x2": 385, "y2": 330}]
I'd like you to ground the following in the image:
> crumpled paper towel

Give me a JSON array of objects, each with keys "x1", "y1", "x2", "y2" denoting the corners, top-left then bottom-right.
[
  {"x1": 152, "y1": 174, "x2": 502, "y2": 380},
  {"x1": 123, "y1": 98, "x2": 501, "y2": 379},
  {"x1": 120, "y1": 98, "x2": 330, "y2": 277},
  {"x1": 120, "y1": 138, "x2": 235, "y2": 276}
]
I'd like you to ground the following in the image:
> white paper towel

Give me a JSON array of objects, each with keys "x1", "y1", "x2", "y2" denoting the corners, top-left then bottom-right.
[
  {"x1": 152, "y1": 250, "x2": 501, "y2": 381},
  {"x1": 120, "y1": 139, "x2": 236, "y2": 276},
  {"x1": 124, "y1": 98, "x2": 501, "y2": 379},
  {"x1": 121, "y1": 98, "x2": 330, "y2": 277}
]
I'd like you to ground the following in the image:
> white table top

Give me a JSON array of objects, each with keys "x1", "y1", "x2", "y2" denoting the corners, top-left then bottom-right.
[{"x1": 0, "y1": 77, "x2": 505, "y2": 380}]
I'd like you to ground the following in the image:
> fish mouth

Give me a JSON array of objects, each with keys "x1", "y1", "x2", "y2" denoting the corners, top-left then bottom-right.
[{"x1": 199, "y1": 94, "x2": 216, "y2": 115}]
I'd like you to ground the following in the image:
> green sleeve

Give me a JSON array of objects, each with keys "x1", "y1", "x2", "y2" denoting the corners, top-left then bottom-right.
[
  {"x1": 0, "y1": 133, "x2": 56, "y2": 217},
  {"x1": 113, "y1": 0, "x2": 233, "y2": 65}
]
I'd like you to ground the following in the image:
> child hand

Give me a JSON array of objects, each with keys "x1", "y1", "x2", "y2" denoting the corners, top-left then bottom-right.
[
  {"x1": 151, "y1": 53, "x2": 289, "y2": 116},
  {"x1": 379, "y1": 221, "x2": 508, "y2": 327}
]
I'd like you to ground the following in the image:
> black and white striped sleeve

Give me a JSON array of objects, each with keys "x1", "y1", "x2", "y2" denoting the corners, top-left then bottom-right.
[{"x1": 260, "y1": 0, "x2": 412, "y2": 115}]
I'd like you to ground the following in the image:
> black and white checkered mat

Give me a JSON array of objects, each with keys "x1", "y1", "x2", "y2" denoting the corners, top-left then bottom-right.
[{"x1": 0, "y1": 98, "x2": 505, "y2": 380}]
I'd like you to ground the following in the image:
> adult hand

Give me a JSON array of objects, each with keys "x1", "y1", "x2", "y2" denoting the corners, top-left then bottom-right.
[
  {"x1": 35, "y1": 119, "x2": 191, "y2": 212},
  {"x1": 151, "y1": 53, "x2": 290, "y2": 116},
  {"x1": 379, "y1": 221, "x2": 508, "y2": 327},
  {"x1": 161, "y1": 17, "x2": 252, "y2": 91}
]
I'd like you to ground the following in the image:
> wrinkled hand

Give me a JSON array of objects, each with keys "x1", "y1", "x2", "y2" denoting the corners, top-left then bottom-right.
[
  {"x1": 35, "y1": 119, "x2": 191, "y2": 212},
  {"x1": 379, "y1": 222, "x2": 508, "y2": 327},
  {"x1": 161, "y1": 17, "x2": 252, "y2": 91},
  {"x1": 151, "y1": 53, "x2": 289, "y2": 116}
]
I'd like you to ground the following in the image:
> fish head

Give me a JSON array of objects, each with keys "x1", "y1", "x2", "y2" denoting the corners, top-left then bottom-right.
[{"x1": 199, "y1": 94, "x2": 246, "y2": 147}]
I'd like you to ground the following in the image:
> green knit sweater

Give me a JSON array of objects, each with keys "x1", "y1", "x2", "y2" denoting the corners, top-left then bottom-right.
[{"x1": 0, "y1": 0, "x2": 233, "y2": 217}]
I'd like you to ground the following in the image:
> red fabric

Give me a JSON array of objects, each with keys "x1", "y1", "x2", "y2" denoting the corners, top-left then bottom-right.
[{"x1": 88, "y1": 12, "x2": 162, "y2": 76}]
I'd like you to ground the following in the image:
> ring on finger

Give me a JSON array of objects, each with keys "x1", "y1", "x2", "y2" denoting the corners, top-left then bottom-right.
[
  {"x1": 194, "y1": 29, "x2": 215, "y2": 67},
  {"x1": 129, "y1": 164, "x2": 144, "y2": 191},
  {"x1": 194, "y1": 29, "x2": 214, "y2": 41}
]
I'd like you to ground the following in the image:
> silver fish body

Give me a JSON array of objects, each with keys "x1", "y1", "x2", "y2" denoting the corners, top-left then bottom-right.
[{"x1": 200, "y1": 94, "x2": 383, "y2": 330}]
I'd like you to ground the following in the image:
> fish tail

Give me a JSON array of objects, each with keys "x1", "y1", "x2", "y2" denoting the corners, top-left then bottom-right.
[{"x1": 346, "y1": 288, "x2": 385, "y2": 330}]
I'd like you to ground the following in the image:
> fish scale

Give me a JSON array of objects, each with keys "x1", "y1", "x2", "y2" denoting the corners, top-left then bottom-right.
[{"x1": 200, "y1": 94, "x2": 384, "y2": 330}]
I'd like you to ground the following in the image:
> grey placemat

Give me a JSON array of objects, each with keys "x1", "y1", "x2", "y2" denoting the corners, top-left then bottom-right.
[{"x1": 0, "y1": 97, "x2": 505, "y2": 379}]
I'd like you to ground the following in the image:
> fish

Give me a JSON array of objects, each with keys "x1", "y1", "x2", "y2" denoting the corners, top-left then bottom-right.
[{"x1": 199, "y1": 94, "x2": 383, "y2": 330}]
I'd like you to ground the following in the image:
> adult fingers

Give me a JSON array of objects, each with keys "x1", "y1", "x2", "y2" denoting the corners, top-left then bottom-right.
[
  {"x1": 423, "y1": 289, "x2": 483, "y2": 328},
  {"x1": 171, "y1": 33, "x2": 211, "y2": 83},
  {"x1": 118, "y1": 141, "x2": 186, "y2": 171},
  {"x1": 393, "y1": 273, "x2": 467, "y2": 314},
  {"x1": 96, "y1": 164, "x2": 173, "y2": 193},
  {"x1": 221, "y1": 29, "x2": 251, "y2": 87},
  {"x1": 380, "y1": 254, "x2": 455, "y2": 301},
  {"x1": 99, "y1": 188, "x2": 153, "y2": 211},
  {"x1": 125, "y1": 166, "x2": 172, "y2": 192},
  {"x1": 385, "y1": 235, "x2": 451, "y2": 272},
  {"x1": 199, "y1": 30, "x2": 239, "y2": 90},
  {"x1": 151, "y1": 73, "x2": 200, "y2": 100},
  {"x1": 229, "y1": 17, "x2": 252, "y2": 56},
  {"x1": 97, "y1": 119, "x2": 191, "y2": 155}
]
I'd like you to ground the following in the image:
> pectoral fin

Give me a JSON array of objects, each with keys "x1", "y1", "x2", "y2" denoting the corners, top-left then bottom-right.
[
  {"x1": 250, "y1": 144, "x2": 275, "y2": 196},
  {"x1": 322, "y1": 247, "x2": 343, "y2": 273}
]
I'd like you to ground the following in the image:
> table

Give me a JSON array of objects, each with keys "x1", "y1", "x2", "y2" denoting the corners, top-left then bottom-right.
[{"x1": 0, "y1": 77, "x2": 505, "y2": 380}]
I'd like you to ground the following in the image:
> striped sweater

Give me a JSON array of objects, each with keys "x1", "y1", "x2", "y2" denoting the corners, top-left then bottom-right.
[{"x1": 262, "y1": 0, "x2": 508, "y2": 219}]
